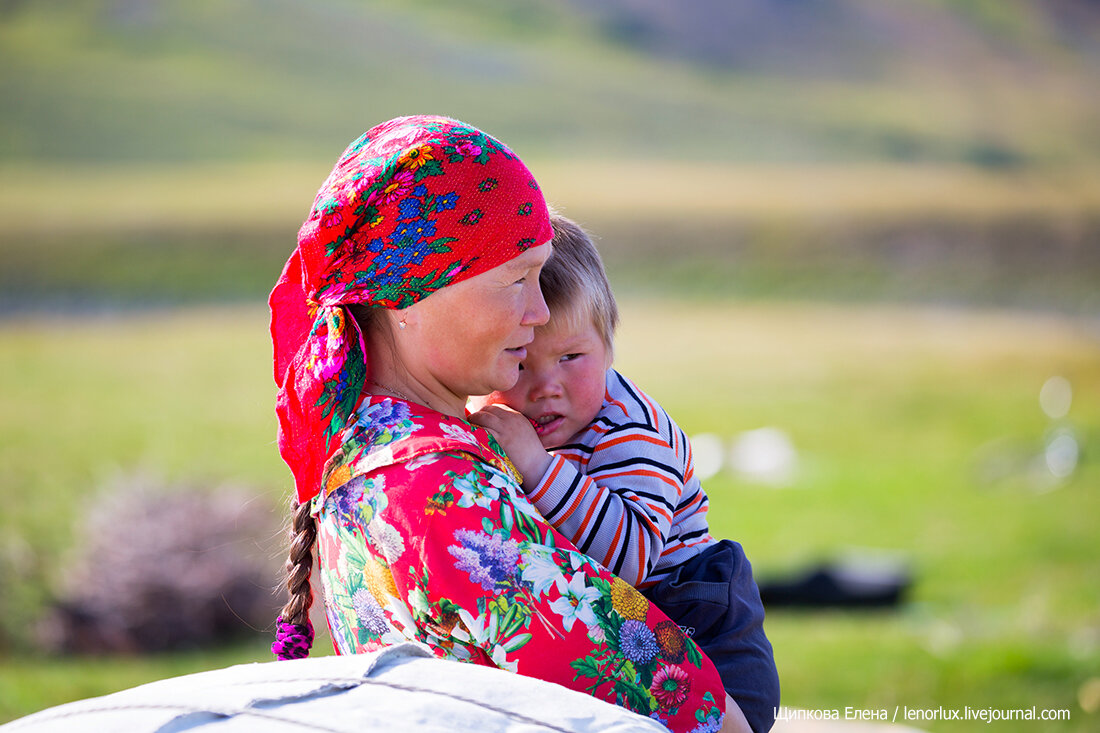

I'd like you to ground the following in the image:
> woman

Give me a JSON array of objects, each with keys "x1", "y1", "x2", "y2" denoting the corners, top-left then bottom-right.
[{"x1": 270, "y1": 116, "x2": 751, "y2": 733}]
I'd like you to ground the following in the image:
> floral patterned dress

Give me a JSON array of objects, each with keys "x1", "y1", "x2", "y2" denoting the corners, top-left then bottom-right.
[{"x1": 314, "y1": 394, "x2": 729, "y2": 732}]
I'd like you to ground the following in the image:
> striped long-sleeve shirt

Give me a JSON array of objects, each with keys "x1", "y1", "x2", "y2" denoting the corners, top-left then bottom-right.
[{"x1": 525, "y1": 369, "x2": 716, "y2": 588}]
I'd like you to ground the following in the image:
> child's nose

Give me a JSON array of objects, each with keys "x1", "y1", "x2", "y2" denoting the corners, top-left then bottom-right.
[{"x1": 529, "y1": 370, "x2": 562, "y2": 400}]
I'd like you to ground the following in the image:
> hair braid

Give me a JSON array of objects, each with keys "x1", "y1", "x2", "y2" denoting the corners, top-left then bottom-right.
[{"x1": 272, "y1": 500, "x2": 316, "y2": 659}]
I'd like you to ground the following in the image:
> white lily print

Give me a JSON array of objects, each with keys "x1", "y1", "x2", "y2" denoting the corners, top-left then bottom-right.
[
  {"x1": 440, "y1": 422, "x2": 480, "y2": 447},
  {"x1": 520, "y1": 547, "x2": 565, "y2": 597},
  {"x1": 548, "y1": 571, "x2": 600, "y2": 632},
  {"x1": 453, "y1": 470, "x2": 501, "y2": 509},
  {"x1": 455, "y1": 607, "x2": 521, "y2": 672}
]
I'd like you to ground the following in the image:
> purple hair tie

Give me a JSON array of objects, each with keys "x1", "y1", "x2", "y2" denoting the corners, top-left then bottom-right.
[{"x1": 272, "y1": 616, "x2": 314, "y2": 660}]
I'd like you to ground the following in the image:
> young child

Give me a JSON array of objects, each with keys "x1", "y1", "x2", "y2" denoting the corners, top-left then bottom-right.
[{"x1": 469, "y1": 214, "x2": 781, "y2": 733}]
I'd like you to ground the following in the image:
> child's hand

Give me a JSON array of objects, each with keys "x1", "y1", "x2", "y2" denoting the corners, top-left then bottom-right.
[{"x1": 468, "y1": 404, "x2": 552, "y2": 489}]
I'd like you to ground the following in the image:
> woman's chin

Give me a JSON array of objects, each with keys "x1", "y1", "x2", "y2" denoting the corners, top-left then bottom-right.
[{"x1": 470, "y1": 367, "x2": 521, "y2": 399}]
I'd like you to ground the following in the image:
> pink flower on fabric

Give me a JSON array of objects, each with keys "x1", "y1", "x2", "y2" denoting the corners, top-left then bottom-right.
[
  {"x1": 307, "y1": 349, "x2": 343, "y2": 382},
  {"x1": 307, "y1": 310, "x2": 348, "y2": 381},
  {"x1": 650, "y1": 664, "x2": 691, "y2": 709},
  {"x1": 379, "y1": 168, "x2": 415, "y2": 206},
  {"x1": 457, "y1": 142, "x2": 482, "y2": 157}
]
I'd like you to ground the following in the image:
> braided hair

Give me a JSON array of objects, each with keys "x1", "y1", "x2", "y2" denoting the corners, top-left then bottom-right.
[{"x1": 272, "y1": 500, "x2": 316, "y2": 659}]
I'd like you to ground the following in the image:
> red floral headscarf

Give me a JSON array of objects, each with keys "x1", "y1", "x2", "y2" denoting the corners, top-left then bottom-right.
[{"x1": 270, "y1": 116, "x2": 552, "y2": 503}]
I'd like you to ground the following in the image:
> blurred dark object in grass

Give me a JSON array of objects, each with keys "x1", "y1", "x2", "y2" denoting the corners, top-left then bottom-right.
[
  {"x1": 758, "y1": 557, "x2": 912, "y2": 609},
  {"x1": 37, "y1": 473, "x2": 282, "y2": 654}
]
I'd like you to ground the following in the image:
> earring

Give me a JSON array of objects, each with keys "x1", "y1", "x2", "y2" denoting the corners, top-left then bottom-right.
[{"x1": 398, "y1": 319, "x2": 407, "y2": 330}]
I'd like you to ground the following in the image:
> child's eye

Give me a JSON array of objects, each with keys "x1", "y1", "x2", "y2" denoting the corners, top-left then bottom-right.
[{"x1": 561, "y1": 353, "x2": 583, "y2": 362}]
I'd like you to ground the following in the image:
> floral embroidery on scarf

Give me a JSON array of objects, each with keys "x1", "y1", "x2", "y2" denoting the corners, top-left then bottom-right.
[
  {"x1": 308, "y1": 307, "x2": 366, "y2": 450},
  {"x1": 313, "y1": 121, "x2": 524, "y2": 308}
]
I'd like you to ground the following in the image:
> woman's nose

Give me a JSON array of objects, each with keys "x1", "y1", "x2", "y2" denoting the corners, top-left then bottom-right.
[{"x1": 522, "y1": 283, "x2": 550, "y2": 327}]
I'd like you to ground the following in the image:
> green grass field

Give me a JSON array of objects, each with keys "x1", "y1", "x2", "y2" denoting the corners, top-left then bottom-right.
[{"x1": 1, "y1": 301, "x2": 1097, "y2": 730}]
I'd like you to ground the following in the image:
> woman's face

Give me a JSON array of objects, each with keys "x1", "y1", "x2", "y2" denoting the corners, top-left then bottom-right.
[{"x1": 400, "y1": 242, "x2": 552, "y2": 406}]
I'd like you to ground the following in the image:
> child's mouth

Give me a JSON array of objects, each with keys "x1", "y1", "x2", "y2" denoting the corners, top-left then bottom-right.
[{"x1": 529, "y1": 414, "x2": 564, "y2": 437}]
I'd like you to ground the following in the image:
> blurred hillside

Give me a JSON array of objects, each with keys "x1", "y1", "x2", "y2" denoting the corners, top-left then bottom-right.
[
  {"x1": 1, "y1": 0, "x2": 1098, "y2": 166},
  {"x1": 1, "y1": 0, "x2": 1098, "y2": 314}
]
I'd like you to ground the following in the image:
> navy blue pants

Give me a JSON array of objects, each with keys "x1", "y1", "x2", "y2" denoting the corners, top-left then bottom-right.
[{"x1": 642, "y1": 540, "x2": 780, "y2": 733}]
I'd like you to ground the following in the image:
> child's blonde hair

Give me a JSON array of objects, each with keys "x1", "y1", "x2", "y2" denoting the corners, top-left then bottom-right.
[{"x1": 543, "y1": 214, "x2": 619, "y2": 353}]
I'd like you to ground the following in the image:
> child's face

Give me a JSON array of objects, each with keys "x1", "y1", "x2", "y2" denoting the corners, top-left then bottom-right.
[{"x1": 470, "y1": 313, "x2": 611, "y2": 449}]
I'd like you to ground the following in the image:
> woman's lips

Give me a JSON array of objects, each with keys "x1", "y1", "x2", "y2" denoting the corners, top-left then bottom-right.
[{"x1": 505, "y1": 346, "x2": 527, "y2": 360}]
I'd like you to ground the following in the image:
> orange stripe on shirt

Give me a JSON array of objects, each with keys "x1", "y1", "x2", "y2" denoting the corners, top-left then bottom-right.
[
  {"x1": 631, "y1": 508, "x2": 661, "y2": 536},
  {"x1": 528, "y1": 458, "x2": 566, "y2": 503},
  {"x1": 593, "y1": 485, "x2": 674, "y2": 525},
  {"x1": 594, "y1": 433, "x2": 668, "y2": 452},
  {"x1": 594, "y1": 468, "x2": 681, "y2": 494},
  {"x1": 558, "y1": 485, "x2": 589, "y2": 522},
  {"x1": 605, "y1": 396, "x2": 629, "y2": 415},
  {"x1": 673, "y1": 490, "x2": 705, "y2": 517},
  {"x1": 659, "y1": 533, "x2": 714, "y2": 560},
  {"x1": 574, "y1": 478, "x2": 610, "y2": 538},
  {"x1": 555, "y1": 447, "x2": 592, "y2": 469},
  {"x1": 662, "y1": 538, "x2": 684, "y2": 553},
  {"x1": 603, "y1": 514, "x2": 626, "y2": 570}
]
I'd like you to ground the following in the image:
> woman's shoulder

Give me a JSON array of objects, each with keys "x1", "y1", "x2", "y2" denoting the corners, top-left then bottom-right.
[{"x1": 320, "y1": 395, "x2": 514, "y2": 499}]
